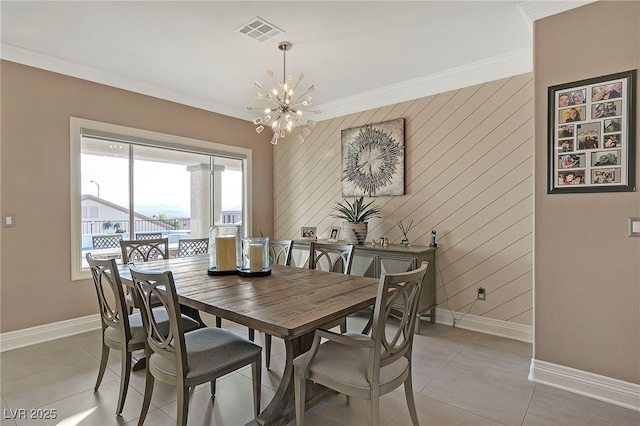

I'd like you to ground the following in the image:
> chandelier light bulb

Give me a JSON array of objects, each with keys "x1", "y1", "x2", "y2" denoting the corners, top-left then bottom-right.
[{"x1": 249, "y1": 41, "x2": 320, "y2": 145}]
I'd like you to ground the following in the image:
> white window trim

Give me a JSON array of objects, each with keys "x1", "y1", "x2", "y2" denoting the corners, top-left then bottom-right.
[{"x1": 70, "y1": 117, "x2": 252, "y2": 281}]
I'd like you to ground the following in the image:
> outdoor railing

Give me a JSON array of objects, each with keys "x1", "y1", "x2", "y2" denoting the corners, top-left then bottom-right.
[{"x1": 81, "y1": 218, "x2": 191, "y2": 235}]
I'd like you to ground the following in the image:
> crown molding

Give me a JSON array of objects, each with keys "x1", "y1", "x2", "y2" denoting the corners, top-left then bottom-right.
[
  {"x1": 2, "y1": 42, "x2": 531, "y2": 123},
  {"x1": 316, "y1": 48, "x2": 533, "y2": 121},
  {"x1": 0, "y1": 43, "x2": 247, "y2": 120},
  {"x1": 518, "y1": 0, "x2": 597, "y2": 23}
]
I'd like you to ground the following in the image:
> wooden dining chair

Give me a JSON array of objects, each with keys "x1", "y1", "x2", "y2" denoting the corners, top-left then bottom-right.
[
  {"x1": 85, "y1": 254, "x2": 199, "y2": 416},
  {"x1": 309, "y1": 241, "x2": 354, "y2": 274},
  {"x1": 129, "y1": 266, "x2": 262, "y2": 426},
  {"x1": 308, "y1": 241, "x2": 355, "y2": 334},
  {"x1": 294, "y1": 262, "x2": 430, "y2": 426},
  {"x1": 120, "y1": 237, "x2": 169, "y2": 263},
  {"x1": 247, "y1": 239, "x2": 294, "y2": 369},
  {"x1": 120, "y1": 238, "x2": 170, "y2": 313},
  {"x1": 175, "y1": 237, "x2": 209, "y2": 258}
]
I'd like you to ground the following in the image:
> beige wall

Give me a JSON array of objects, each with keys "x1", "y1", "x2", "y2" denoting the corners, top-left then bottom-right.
[
  {"x1": 274, "y1": 73, "x2": 534, "y2": 327},
  {"x1": 0, "y1": 61, "x2": 274, "y2": 332},
  {"x1": 535, "y1": 1, "x2": 640, "y2": 384}
]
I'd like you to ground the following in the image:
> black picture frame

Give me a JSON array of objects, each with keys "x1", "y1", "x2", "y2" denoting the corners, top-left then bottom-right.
[{"x1": 548, "y1": 70, "x2": 636, "y2": 193}]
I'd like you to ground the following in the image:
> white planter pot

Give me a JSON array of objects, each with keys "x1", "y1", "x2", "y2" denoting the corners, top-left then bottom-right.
[{"x1": 342, "y1": 222, "x2": 369, "y2": 245}]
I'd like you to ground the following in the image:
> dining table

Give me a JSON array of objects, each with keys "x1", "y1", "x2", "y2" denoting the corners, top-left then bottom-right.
[{"x1": 118, "y1": 254, "x2": 380, "y2": 426}]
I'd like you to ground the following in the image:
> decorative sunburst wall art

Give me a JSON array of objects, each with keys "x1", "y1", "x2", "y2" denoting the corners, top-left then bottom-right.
[{"x1": 341, "y1": 118, "x2": 405, "y2": 197}]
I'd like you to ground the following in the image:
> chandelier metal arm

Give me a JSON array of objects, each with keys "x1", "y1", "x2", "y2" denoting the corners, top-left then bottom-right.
[{"x1": 248, "y1": 41, "x2": 320, "y2": 145}]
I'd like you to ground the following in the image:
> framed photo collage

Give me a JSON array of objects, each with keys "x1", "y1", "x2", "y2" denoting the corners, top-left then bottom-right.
[{"x1": 548, "y1": 70, "x2": 636, "y2": 193}]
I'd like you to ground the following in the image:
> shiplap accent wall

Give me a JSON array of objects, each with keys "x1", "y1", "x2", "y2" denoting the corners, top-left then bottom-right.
[{"x1": 274, "y1": 73, "x2": 533, "y2": 326}]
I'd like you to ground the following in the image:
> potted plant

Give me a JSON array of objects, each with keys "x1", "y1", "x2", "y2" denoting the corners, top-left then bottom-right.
[{"x1": 331, "y1": 196, "x2": 381, "y2": 245}]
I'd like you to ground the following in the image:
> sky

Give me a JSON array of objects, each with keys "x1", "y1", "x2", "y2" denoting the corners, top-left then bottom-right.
[{"x1": 81, "y1": 154, "x2": 242, "y2": 214}]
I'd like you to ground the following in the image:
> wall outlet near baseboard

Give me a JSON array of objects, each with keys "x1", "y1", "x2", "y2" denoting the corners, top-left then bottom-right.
[{"x1": 477, "y1": 287, "x2": 486, "y2": 301}]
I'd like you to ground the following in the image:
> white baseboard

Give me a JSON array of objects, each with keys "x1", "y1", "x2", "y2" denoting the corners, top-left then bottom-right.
[
  {"x1": 0, "y1": 314, "x2": 101, "y2": 352},
  {"x1": 431, "y1": 310, "x2": 638, "y2": 412},
  {"x1": 529, "y1": 359, "x2": 640, "y2": 412},
  {"x1": 433, "y1": 308, "x2": 533, "y2": 343}
]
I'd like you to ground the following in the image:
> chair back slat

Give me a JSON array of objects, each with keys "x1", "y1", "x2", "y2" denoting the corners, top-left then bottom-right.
[
  {"x1": 309, "y1": 242, "x2": 354, "y2": 274},
  {"x1": 86, "y1": 254, "x2": 130, "y2": 339},
  {"x1": 92, "y1": 234, "x2": 123, "y2": 250},
  {"x1": 269, "y1": 240, "x2": 293, "y2": 266},
  {"x1": 129, "y1": 266, "x2": 187, "y2": 370},
  {"x1": 136, "y1": 232, "x2": 163, "y2": 240},
  {"x1": 120, "y1": 238, "x2": 170, "y2": 263},
  {"x1": 371, "y1": 262, "x2": 429, "y2": 368},
  {"x1": 176, "y1": 238, "x2": 209, "y2": 258}
]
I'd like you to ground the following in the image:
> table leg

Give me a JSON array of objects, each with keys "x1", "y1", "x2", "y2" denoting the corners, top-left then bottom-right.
[{"x1": 256, "y1": 331, "x2": 317, "y2": 426}]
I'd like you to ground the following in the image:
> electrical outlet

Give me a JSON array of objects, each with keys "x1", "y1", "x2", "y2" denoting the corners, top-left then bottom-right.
[{"x1": 477, "y1": 287, "x2": 486, "y2": 301}]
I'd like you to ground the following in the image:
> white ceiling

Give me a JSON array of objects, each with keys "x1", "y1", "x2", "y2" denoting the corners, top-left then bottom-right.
[{"x1": 1, "y1": 1, "x2": 592, "y2": 122}]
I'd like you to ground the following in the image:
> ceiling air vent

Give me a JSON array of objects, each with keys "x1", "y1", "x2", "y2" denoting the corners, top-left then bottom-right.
[{"x1": 235, "y1": 17, "x2": 284, "y2": 42}]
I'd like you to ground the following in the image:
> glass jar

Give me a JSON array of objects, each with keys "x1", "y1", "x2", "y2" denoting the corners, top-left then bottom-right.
[
  {"x1": 240, "y1": 237, "x2": 270, "y2": 275},
  {"x1": 208, "y1": 225, "x2": 241, "y2": 274}
]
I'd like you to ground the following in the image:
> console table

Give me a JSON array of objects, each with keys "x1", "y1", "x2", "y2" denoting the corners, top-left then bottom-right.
[{"x1": 291, "y1": 240, "x2": 437, "y2": 330}]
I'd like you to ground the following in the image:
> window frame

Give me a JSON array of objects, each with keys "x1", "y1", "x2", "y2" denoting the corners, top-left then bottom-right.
[{"x1": 70, "y1": 117, "x2": 252, "y2": 281}]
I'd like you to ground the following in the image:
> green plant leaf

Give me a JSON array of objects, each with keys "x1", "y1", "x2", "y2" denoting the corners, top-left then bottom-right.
[{"x1": 330, "y1": 196, "x2": 381, "y2": 222}]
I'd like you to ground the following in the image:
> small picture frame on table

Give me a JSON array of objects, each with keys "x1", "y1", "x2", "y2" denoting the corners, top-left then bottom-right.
[
  {"x1": 548, "y1": 69, "x2": 636, "y2": 193},
  {"x1": 301, "y1": 226, "x2": 317, "y2": 240},
  {"x1": 328, "y1": 226, "x2": 340, "y2": 242}
]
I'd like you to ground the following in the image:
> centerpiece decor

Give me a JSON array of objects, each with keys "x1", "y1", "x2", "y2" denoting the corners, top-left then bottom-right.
[
  {"x1": 208, "y1": 225, "x2": 242, "y2": 275},
  {"x1": 239, "y1": 237, "x2": 271, "y2": 277},
  {"x1": 331, "y1": 196, "x2": 381, "y2": 245}
]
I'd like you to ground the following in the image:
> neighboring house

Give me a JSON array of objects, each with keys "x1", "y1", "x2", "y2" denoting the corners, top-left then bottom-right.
[{"x1": 81, "y1": 194, "x2": 178, "y2": 234}]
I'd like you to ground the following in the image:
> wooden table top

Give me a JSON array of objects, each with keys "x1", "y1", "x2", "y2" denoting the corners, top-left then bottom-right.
[{"x1": 118, "y1": 254, "x2": 380, "y2": 339}]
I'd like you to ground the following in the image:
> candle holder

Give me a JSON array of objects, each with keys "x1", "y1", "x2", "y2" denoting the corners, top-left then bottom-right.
[
  {"x1": 208, "y1": 225, "x2": 242, "y2": 275},
  {"x1": 239, "y1": 237, "x2": 271, "y2": 277}
]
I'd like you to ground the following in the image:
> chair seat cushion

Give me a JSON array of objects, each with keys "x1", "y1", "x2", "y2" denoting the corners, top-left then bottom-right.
[
  {"x1": 293, "y1": 333, "x2": 408, "y2": 391},
  {"x1": 149, "y1": 327, "x2": 261, "y2": 379},
  {"x1": 104, "y1": 308, "x2": 199, "y2": 346}
]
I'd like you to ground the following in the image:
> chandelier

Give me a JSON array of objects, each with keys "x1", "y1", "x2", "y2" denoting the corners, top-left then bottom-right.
[{"x1": 247, "y1": 41, "x2": 320, "y2": 145}]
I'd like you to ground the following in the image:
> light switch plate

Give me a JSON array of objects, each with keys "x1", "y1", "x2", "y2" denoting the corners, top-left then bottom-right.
[
  {"x1": 3, "y1": 214, "x2": 15, "y2": 228},
  {"x1": 629, "y1": 217, "x2": 640, "y2": 237}
]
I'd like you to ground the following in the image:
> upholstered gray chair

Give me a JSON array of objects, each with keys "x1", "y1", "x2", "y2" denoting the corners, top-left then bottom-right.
[
  {"x1": 309, "y1": 241, "x2": 354, "y2": 274},
  {"x1": 129, "y1": 266, "x2": 262, "y2": 426},
  {"x1": 120, "y1": 238, "x2": 169, "y2": 263},
  {"x1": 247, "y1": 239, "x2": 294, "y2": 369},
  {"x1": 308, "y1": 241, "x2": 354, "y2": 334},
  {"x1": 86, "y1": 254, "x2": 198, "y2": 416},
  {"x1": 294, "y1": 262, "x2": 429, "y2": 426},
  {"x1": 120, "y1": 238, "x2": 170, "y2": 313}
]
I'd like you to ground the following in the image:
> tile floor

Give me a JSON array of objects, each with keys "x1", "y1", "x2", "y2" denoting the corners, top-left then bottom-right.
[{"x1": 1, "y1": 313, "x2": 638, "y2": 426}]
